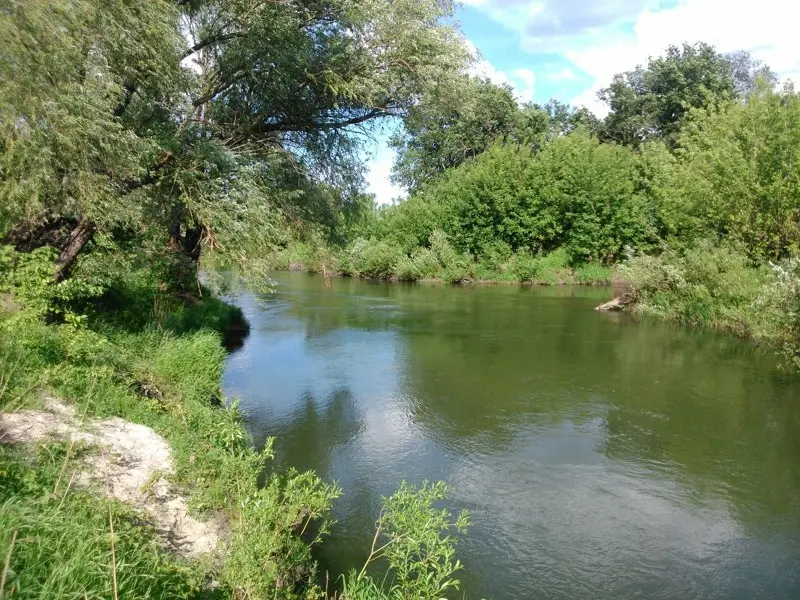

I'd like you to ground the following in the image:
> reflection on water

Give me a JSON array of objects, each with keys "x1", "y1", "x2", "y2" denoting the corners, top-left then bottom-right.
[{"x1": 223, "y1": 272, "x2": 800, "y2": 600}]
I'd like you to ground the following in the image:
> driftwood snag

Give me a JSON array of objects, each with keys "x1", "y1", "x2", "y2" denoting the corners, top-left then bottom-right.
[{"x1": 595, "y1": 293, "x2": 634, "y2": 312}]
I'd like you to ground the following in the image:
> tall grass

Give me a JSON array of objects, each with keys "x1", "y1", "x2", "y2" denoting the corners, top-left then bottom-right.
[
  {"x1": 1, "y1": 445, "x2": 202, "y2": 599},
  {"x1": 0, "y1": 268, "x2": 338, "y2": 599}
]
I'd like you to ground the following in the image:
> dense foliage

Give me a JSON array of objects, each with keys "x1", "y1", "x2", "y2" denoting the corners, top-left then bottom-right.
[
  {"x1": 2, "y1": 0, "x2": 800, "y2": 596},
  {"x1": 0, "y1": 0, "x2": 468, "y2": 285},
  {"x1": 622, "y1": 242, "x2": 800, "y2": 370},
  {"x1": 390, "y1": 77, "x2": 599, "y2": 193}
]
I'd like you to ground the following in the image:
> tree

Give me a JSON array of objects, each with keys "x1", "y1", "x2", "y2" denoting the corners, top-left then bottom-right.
[
  {"x1": 0, "y1": 0, "x2": 469, "y2": 287},
  {"x1": 666, "y1": 83, "x2": 800, "y2": 260},
  {"x1": 599, "y1": 42, "x2": 738, "y2": 147},
  {"x1": 0, "y1": 0, "x2": 183, "y2": 280},
  {"x1": 535, "y1": 99, "x2": 600, "y2": 138},
  {"x1": 413, "y1": 131, "x2": 650, "y2": 262},
  {"x1": 725, "y1": 50, "x2": 779, "y2": 98},
  {"x1": 390, "y1": 76, "x2": 540, "y2": 193}
]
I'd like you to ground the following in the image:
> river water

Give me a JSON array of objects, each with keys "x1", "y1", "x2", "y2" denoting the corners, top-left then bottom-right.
[{"x1": 222, "y1": 272, "x2": 800, "y2": 600}]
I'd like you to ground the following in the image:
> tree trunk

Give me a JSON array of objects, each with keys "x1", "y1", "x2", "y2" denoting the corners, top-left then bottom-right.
[
  {"x1": 3, "y1": 214, "x2": 72, "y2": 251},
  {"x1": 182, "y1": 225, "x2": 203, "y2": 263},
  {"x1": 54, "y1": 217, "x2": 95, "y2": 282},
  {"x1": 167, "y1": 211, "x2": 204, "y2": 291}
]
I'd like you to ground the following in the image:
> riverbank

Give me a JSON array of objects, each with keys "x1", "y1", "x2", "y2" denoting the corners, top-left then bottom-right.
[
  {"x1": 0, "y1": 259, "x2": 472, "y2": 599},
  {"x1": 0, "y1": 275, "x2": 339, "y2": 598},
  {"x1": 610, "y1": 242, "x2": 800, "y2": 371},
  {"x1": 269, "y1": 238, "x2": 617, "y2": 286},
  {"x1": 273, "y1": 237, "x2": 800, "y2": 373}
]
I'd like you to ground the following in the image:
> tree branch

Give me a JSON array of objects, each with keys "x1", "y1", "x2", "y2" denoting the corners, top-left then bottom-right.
[
  {"x1": 182, "y1": 32, "x2": 244, "y2": 59},
  {"x1": 119, "y1": 152, "x2": 176, "y2": 194},
  {"x1": 250, "y1": 108, "x2": 392, "y2": 135},
  {"x1": 113, "y1": 83, "x2": 137, "y2": 118}
]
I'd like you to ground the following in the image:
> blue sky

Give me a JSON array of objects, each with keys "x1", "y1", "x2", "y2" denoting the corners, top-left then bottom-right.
[{"x1": 365, "y1": 0, "x2": 800, "y2": 204}]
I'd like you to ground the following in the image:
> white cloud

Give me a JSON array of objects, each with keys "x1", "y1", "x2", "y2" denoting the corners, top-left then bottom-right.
[
  {"x1": 365, "y1": 148, "x2": 405, "y2": 206},
  {"x1": 550, "y1": 67, "x2": 579, "y2": 81},
  {"x1": 464, "y1": 0, "x2": 656, "y2": 52},
  {"x1": 513, "y1": 68, "x2": 537, "y2": 91},
  {"x1": 467, "y1": 0, "x2": 800, "y2": 116},
  {"x1": 466, "y1": 41, "x2": 537, "y2": 103}
]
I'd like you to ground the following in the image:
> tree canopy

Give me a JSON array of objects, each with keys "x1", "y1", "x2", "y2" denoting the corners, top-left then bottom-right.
[
  {"x1": 0, "y1": 0, "x2": 469, "y2": 284},
  {"x1": 598, "y1": 42, "x2": 776, "y2": 148}
]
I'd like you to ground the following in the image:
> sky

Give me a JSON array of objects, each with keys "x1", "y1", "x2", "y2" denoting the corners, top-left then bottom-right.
[{"x1": 365, "y1": 0, "x2": 800, "y2": 205}]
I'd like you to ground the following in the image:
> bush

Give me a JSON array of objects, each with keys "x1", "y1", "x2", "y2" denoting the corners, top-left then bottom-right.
[
  {"x1": 339, "y1": 482, "x2": 469, "y2": 600},
  {"x1": 508, "y1": 251, "x2": 540, "y2": 282},
  {"x1": 427, "y1": 230, "x2": 472, "y2": 283},
  {"x1": 761, "y1": 257, "x2": 800, "y2": 369},
  {"x1": 621, "y1": 240, "x2": 771, "y2": 333},
  {"x1": 408, "y1": 132, "x2": 651, "y2": 263},
  {"x1": 573, "y1": 262, "x2": 614, "y2": 285},
  {"x1": 342, "y1": 238, "x2": 404, "y2": 279},
  {"x1": 393, "y1": 254, "x2": 423, "y2": 281},
  {"x1": 668, "y1": 87, "x2": 800, "y2": 261}
]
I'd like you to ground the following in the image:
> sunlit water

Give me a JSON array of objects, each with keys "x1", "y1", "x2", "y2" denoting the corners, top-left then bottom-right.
[{"x1": 223, "y1": 272, "x2": 800, "y2": 600}]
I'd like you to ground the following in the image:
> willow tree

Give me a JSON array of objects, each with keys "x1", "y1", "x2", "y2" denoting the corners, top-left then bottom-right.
[{"x1": 0, "y1": 0, "x2": 468, "y2": 284}]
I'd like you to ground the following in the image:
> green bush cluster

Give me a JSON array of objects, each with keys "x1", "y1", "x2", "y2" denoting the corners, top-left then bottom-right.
[
  {"x1": 282, "y1": 230, "x2": 614, "y2": 286},
  {"x1": 341, "y1": 238, "x2": 404, "y2": 279},
  {"x1": 621, "y1": 241, "x2": 800, "y2": 368},
  {"x1": 387, "y1": 87, "x2": 800, "y2": 268},
  {"x1": 339, "y1": 482, "x2": 469, "y2": 600}
]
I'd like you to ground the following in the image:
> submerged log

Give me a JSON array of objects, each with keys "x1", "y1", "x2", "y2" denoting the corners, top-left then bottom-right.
[{"x1": 595, "y1": 292, "x2": 634, "y2": 312}]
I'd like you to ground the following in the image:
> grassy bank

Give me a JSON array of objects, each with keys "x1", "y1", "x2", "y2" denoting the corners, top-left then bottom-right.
[
  {"x1": 0, "y1": 247, "x2": 471, "y2": 599},
  {"x1": 1, "y1": 280, "x2": 339, "y2": 598},
  {"x1": 621, "y1": 241, "x2": 800, "y2": 371},
  {"x1": 269, "y1": 234, "x2": 615, "y2": 286}
]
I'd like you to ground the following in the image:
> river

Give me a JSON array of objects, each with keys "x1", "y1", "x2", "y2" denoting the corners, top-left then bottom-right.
[{"x1": 222, "y1": 272, "x2": 800, "y2": 600}]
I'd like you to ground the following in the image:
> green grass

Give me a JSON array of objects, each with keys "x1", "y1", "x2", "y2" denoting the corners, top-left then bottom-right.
[
  {"x1": 1, "y1": 444, "x2": 205, "y2": 600},
  {"x1": 0, "y1": 272, "x2": 338, "y2": 599}
]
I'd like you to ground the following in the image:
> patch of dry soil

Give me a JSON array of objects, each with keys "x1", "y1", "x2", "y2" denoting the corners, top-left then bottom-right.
[{"x1": 0, "y1": 398, "x2": 224, "y2": 558}]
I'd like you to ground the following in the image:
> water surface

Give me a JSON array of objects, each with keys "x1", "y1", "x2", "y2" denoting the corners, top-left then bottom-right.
[{"x1": 223, "y1": 272, "x2": 800, "y2": 600}]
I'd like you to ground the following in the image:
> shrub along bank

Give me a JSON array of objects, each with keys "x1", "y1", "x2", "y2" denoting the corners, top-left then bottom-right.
[
  {"x1": 621, "y1": 241, "x2": 800, "y2": 371},
  {"x1": 269, "y1": 233, "x2": 615, "y2": 286}
]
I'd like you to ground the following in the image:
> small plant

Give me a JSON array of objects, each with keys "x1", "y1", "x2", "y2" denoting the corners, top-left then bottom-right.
[
  {"x1": 393, "y1": 254, "x2": 422, "y2": 282},
  {"x1": 508, "y1": 251, "x2": 540, "y2": 282},
  {"x1": 338, "y1": 481, "x2": 469, "y2": 600},
  {"x1": 343, "y1": 238, "x2": 404, "y2": 279}
]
